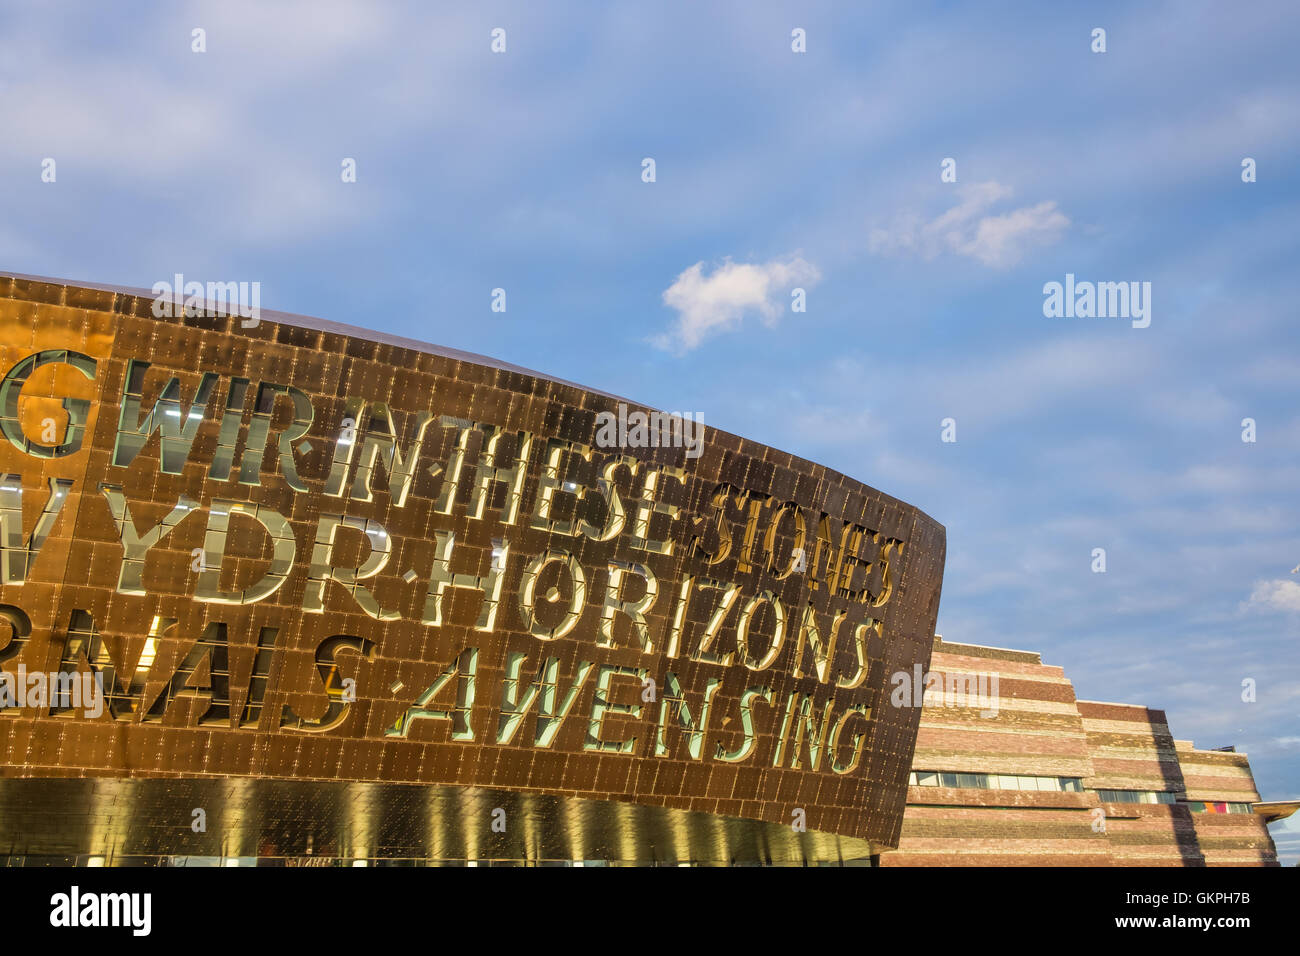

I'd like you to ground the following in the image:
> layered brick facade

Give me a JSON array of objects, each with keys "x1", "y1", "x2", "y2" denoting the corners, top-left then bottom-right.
[{"x1": 881, "y1": 639, "x2": 1280, "y2": 866}]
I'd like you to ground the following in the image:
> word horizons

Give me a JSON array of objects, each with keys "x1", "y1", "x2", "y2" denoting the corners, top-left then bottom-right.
[
  {"x1": 50, "y1": 886, "x2": 151, "y2": 936},
  {"x1": 0, "y1": 664, "x2": 103, "y2": 717},
  {"x1": 150, "y1": 273, "x2": 261, "y2": 327},
  {"x1": 1042, "y1": 273, "x2": 1151, "y2": 328},
  {"x1": 595, "y1": 402, "x2": 704, "y2": 459}
]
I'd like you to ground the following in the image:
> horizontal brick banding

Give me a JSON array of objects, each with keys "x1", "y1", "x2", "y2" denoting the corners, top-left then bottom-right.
[
  {"x1": 931, "y1": 639, "x2": 1041, "y2": 665},
  {"x1": 882, "y1": 650, "x2": 1282, "y2": 866}
]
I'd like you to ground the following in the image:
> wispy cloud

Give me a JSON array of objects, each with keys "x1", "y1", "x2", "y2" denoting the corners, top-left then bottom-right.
[
  {"x1": 1247, "y1": 579, "x2": 1300, "y2": 613},
  {"x1": 868, "y1": 181, "x2": 1068, "y2": 268},
  {"x1": 655, "y1": 255, "x2": 821, "y2": 353}
]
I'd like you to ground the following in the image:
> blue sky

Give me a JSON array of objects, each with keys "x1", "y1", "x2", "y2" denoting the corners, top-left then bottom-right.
[{"x1": 2, "y1": 0, "x2": 1297, "y2": 862}]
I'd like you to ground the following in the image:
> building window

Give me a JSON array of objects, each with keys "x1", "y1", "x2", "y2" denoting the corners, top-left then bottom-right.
[
  {"x1": 910, "y1": 771, "x2": 1085, "y2": 792},
  {"x1": 1184, "y1": 801, "x2": 1251, "y2": 814},
  {"x1": 1095, "y1": 789, "x2": 1179, "y2": 805}
]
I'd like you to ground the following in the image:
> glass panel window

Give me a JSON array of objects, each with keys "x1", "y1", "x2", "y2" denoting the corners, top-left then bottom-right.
[{"x1": 1184, "y1": 800, "x2": 1251, "y2": 814}]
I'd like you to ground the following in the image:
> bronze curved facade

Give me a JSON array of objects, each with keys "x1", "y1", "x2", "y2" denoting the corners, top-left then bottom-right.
[{"x1": 0, "y1": 273, "x2": 945, "y2": 863}]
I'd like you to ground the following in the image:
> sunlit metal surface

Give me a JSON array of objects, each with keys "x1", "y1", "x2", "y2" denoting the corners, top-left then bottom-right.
[
  {"x1": 0, "y1": 777, "x2": 875, "y2": 865},
  {"x1": 0, "y1": 273, "x2": 945, "y2": 860}
]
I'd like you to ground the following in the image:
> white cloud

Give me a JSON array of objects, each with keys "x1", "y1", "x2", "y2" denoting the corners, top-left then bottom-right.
[
  {"x1": 868, "y1": 181, "x2": 1069, "y2": 268},
  {"x1": 655, "y1": 255, "x2": 821, "y2": 353},
  {"x1": 957, "y1": 201, "x2": 1070, "y2": 267},
  {"x1": 1247, "y1": 578, "x2": 1300, "y2": 613}
]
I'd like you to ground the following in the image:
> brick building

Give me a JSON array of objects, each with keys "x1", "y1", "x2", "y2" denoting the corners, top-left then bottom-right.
[{"x1": 881, "y1": 638, "x2": 1286, "y2": 866}]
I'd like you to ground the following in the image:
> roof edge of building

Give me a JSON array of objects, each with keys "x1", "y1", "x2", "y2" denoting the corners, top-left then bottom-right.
[
  {"x1": 1076, "y1": 699, "x2": 1162, "y2": 712},
  {"x1": 931, "y1": 637, "x2": 1042, "y2": 665}
]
